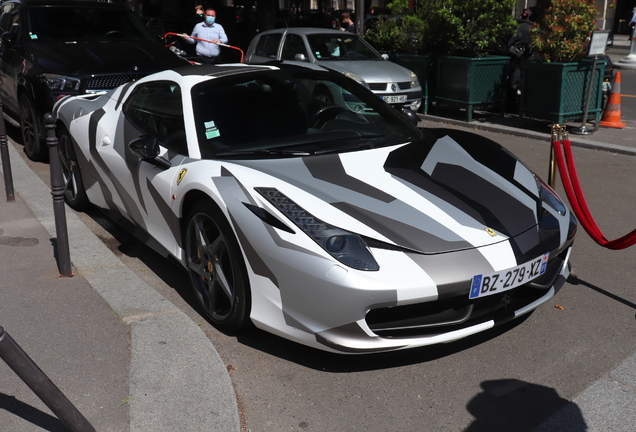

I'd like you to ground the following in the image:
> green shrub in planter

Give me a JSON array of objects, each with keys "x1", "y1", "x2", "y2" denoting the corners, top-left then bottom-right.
[
  {"x1": 520, "y1": 60, "x2": 605, "y2": 126},
  {"x1": 520, "y1": 0, "x2": 602, "y2": 126},
  {"x1": 365, "y1": 0, "x2": 517, "y2": 119},
  {"x1": 530, "y1": 0, "x2": 598, "y2": 63}
]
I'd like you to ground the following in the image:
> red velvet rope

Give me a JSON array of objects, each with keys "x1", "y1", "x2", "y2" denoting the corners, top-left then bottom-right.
[
  {"x1": 552, "y1": 138, "x2": 636, "y2": 250},
  {"x1": 163, "y1": 32, "x2": 245, "y2": 63}
]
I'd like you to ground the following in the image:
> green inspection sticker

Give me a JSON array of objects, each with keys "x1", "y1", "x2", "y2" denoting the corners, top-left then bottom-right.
[{"x1": 204, "y1": 120, "x2": 220, "y2": 139}]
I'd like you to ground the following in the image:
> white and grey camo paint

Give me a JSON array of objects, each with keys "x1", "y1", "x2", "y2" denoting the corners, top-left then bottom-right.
[{"x1": 53, "y1": 66, "x2": 575, "y2": 353}]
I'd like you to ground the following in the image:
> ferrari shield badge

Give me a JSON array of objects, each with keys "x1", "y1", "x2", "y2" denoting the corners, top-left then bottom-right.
[
  {"x1": 485, "y1": 227, "x2": 497, "y2": 237},
  {"x1": 176, "y1": 168, "x2": 187, "y2": 186}
]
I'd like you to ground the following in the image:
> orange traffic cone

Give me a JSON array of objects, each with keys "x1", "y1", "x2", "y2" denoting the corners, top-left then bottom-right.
[{"x1": 600, "y1": 72, "x2": 626, "y2": 129}]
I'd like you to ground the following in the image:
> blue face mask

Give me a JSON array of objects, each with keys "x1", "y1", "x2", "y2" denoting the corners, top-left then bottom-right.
[{"x1": 205, "y1": 16, "x2": 215, "y2": 25}]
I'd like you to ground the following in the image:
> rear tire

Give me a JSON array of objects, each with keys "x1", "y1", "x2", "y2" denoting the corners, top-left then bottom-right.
[
  {"x1": 57, "y1": 127, "x2": 90, "y2": 210},
  {"x1": 185, "y1": 200, "x2": 251, "y2": 331},
  {"x1": 20, "y1": 94, "x2": 47, "y2": 161}
]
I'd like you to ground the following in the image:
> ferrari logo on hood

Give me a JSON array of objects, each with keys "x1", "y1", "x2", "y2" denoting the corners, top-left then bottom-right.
[{"x1": 485, "y1": 227, "x2": 497, "y2": 237}]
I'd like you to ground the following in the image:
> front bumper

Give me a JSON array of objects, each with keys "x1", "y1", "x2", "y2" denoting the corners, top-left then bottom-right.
[{"x1": 314, "y1": 245, "x2": 572, "y2": 354}]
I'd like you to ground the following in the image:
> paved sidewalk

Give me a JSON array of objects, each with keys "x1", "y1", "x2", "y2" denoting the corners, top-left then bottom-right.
[{"x1": 0, "y1": 140, "x2": 240, "y2": 431}]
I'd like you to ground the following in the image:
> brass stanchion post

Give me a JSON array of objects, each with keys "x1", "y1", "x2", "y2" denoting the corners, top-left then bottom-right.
[{"x1": 548, "y1": 124, "x2": 560, "y2": 189}]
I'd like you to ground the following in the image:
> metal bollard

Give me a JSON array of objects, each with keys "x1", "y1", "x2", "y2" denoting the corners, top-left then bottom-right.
[
  {"x1": 45, "y1": 113, "x2": 72, "y2": 277},
  {"x1": 0, "y1": 100, "x2": 15, "y2": 202},
  {"x1": 0, "y1": 326, "x2": 96, "y2": 432}
]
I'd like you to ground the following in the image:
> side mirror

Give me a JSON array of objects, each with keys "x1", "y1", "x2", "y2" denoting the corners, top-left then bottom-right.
[
  {"x1": 294, "y1": 53, "x2": 308, "y2": 62},
  {"x1": 129, "y1": 135, "x2": 171, "y2": 169},
  {"x1": 396, "y1": 106, "x2": 420, "y2": 127}
]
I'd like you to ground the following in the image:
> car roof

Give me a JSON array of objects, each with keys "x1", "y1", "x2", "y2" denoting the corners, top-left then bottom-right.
[
  {"x1": 258, "y1": 27, "x2": 357, "y2": 37},
  {"x1": 173, "y1": 62, "x2": 326, "y2": 79}
]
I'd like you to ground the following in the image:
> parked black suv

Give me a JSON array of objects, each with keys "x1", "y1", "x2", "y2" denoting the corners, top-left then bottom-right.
[{"x1": 0, "y1": 0, "x2": 188, "y2": 160}]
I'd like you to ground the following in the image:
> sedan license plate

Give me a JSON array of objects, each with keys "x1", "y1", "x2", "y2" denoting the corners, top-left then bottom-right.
[
  {"x1": 383, "y1": 95, "x2": 406, "y2": 103},
  {"x1": 469, "y1": 252, "x2": 549, "y2": 299}
]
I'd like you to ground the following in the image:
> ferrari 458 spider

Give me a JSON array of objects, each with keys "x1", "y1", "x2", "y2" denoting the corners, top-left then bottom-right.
[{"x1": 53, "y1": 63, "x2": 576, "y2": 354}]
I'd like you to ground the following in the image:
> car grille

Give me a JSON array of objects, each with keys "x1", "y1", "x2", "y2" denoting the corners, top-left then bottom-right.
[
  {"x1": 368, "y1": 81, "x2": 412, "y2": 91},
  {"x1": 365, "y1": 248, "x2": 569, "y2": 338},
  {"x1": 86, "y1": 74, "x2": 146, "y2": 90}
]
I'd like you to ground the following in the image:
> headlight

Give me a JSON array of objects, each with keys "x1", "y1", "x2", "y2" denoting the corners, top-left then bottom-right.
[
  {"x1": 256, "y1": 187, "x2": 379, "y2": 271},
  {"x1": 343, "y1": 72, "x2": 369, "y2": 89},
  {"x1": 410, "y1": 71, "x2": 420, "y2": 88},
  {"x1": 535, "y1": 176, "x2": 566, "y2": 215},
  {"x1": 40, "y1": 74, "x2": 81, "y2": 91}
]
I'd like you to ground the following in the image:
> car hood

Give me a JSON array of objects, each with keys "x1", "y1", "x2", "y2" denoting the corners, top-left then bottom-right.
[
  {"x1": 29, "y1": 41, "x2": 186, "y2": 76},
  {"x1": 228, "y1": 131, "x2": 551, "y2": 255},
  {"x1": 316, "y1": 60, "x2": 413, "y2": 84}
]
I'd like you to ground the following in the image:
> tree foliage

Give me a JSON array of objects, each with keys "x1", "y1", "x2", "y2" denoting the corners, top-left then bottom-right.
[
  {"x1": 365, "y1": 0, "x2": 517, "y2": 57},
  {"x1": 530, "y1": 0, "x2": 598, "y2": 63}
]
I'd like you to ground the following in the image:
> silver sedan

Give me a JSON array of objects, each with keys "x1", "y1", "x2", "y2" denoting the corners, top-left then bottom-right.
[{"x1": 244, "y1": 27, "x2": 423, "y2": 112}]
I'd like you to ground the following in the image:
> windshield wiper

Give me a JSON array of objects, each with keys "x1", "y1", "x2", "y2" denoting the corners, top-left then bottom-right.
[
  {"x1": 215, "y1": 148, "x2": 310, "y2": 157},
  {"x1": 313, "y1": 142, "x2": 375, "y2": 155}
]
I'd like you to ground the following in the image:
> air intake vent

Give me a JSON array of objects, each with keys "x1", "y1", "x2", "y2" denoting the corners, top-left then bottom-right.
[{"x1": 87, "y1": 74, "x2": 145, "y2": 90}]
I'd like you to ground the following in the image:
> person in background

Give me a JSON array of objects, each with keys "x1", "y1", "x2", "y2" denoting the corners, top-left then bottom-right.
[
  {"x1": 366, "y1": 5, "x2": 376, "y2": 19},
  {"x1": 182, "y1": 8, "x2": 228, "y2": 64},
  {"x1": 331, "y1": 17, "x2": 342, "y2": 30},
  {"x1": 630, "y1": 7, "x2": 636, "y2": 29},
  {"x1": 340, "y1": 11, "x2": 355, "y2": 33},
  {"x1": 195, "y1": 4, "x2": 204, "y2": 17}
]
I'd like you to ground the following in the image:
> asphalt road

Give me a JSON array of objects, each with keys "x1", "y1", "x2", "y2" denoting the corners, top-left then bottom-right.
[{"x1": 9, "y1": 120, "x2": 636, "y2": 432}]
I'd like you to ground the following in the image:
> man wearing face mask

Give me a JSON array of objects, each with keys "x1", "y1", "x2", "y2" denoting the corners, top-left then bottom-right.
[{"x1": 181, "y1": 8, "x2": 228, "y2": 64}]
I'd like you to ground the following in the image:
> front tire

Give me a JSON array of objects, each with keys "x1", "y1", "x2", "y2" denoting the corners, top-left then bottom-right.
[
  {"x1": 20, "y1": 94, "x2": 46, "y2": 161},
  {"x1": 185, "y1": 200, "x2": 251, "y2": 331},
  {"x1": 58, "y1": 127, "x2": 89, "y2": 210}
]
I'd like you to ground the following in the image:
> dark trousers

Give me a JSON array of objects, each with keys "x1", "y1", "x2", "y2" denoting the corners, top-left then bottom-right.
[{"x1": 196, "y1": 55, "x2": 222, "y2": 65}]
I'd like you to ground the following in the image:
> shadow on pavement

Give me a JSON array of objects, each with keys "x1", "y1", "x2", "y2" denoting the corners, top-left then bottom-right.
[
  {"x1": 234, "y1": 312, "x2": 532, "y2": 372},
  {"x1": 568, "y1": 274, "x2": 636, "y2": 310},
  {"x1": 463, "y1": 379, "x2": 587, "y2": 432},
  {"x1": 0, "y1": 393, "x2": 67, "y2": 432}
]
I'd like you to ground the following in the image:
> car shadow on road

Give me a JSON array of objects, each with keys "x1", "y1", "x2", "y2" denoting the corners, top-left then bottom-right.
[
  {"x1": 0, "y1": 393, "x2": 68, "y2": 431},
  {"x1": 568, "y1": 274, "x2": 636, "y2": 310},
  {"x1": 463, "y1": 379, "x2": 587, "y2": 432},
  {"x1": 234, "y1": 312, "x2": 533, "y2": 372}
]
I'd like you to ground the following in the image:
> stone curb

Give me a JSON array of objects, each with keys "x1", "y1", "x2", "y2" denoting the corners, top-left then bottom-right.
[{"x1": 0, "y1": 140, "x2": 241, "y2": 432}]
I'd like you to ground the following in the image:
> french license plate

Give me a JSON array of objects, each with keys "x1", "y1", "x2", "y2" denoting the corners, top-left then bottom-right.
[
  {"x1": 469, "y1": 252, "x2": 549, "y2": 299},
  {"x1": 383, "y1": 95, "x2": 406, "y2": 103}
]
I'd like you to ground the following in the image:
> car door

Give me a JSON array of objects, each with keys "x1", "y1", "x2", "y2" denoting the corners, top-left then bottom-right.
[
  {"x1": 99, "y1": 80, "x2": 188, "y2": 255},
  {"x1": 0, "y1": 2, "x2": 23, "y2": 113},
  {"x1": 245, "y1": 31, "x2": 283, "y2": 63},
  {"x1": 280, "y1": 33, "x2": 309, "y2": 61}
]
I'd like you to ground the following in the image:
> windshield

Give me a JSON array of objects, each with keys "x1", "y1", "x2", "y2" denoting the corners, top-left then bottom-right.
[
  {"x1": 306, "y1": 33, "x2": 382, "y2": 60},
  {"x1": 26, "y1": 5, "x2": 154, "y2": 42},
  {"x1": 191, "y1": 68, "x2": 421, "y2": 159}
]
